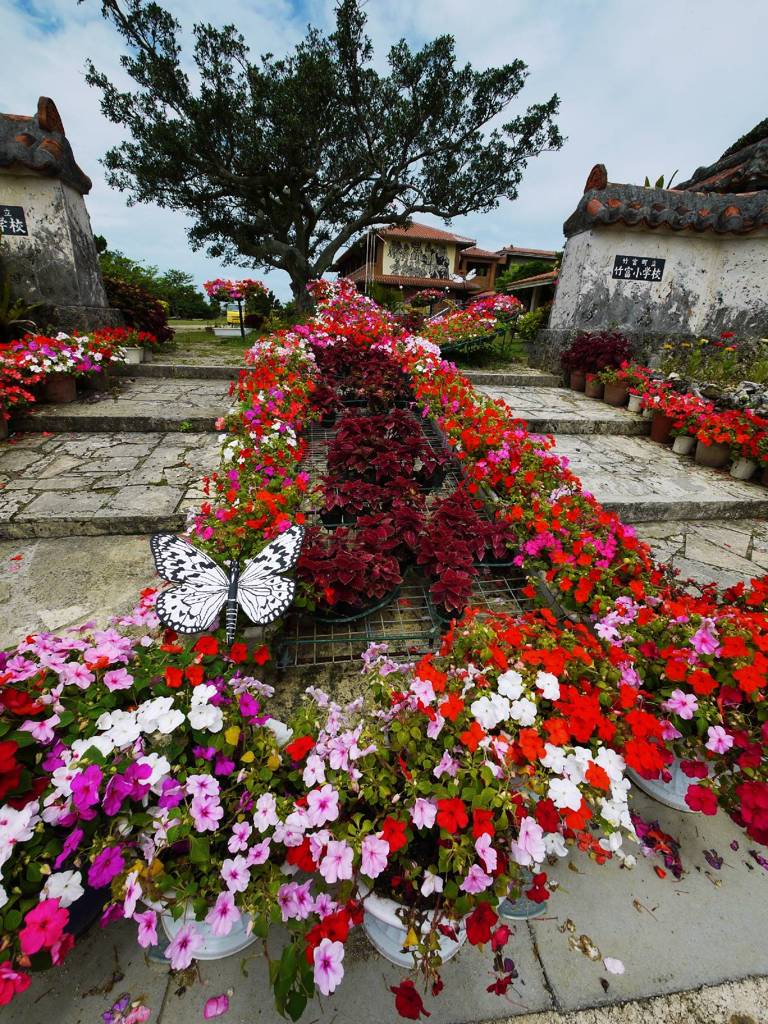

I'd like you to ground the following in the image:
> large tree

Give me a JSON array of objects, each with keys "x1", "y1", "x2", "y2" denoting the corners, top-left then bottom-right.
[{"x1": 85, "y1": 0, "x2": 563, "y2": 306}]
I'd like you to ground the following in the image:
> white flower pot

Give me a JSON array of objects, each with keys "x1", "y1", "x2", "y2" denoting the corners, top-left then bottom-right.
[
  {"x1": 730, "y1": 458, "x2": 757, "y2": 481},
  {"x1": 498, "y1": 867, "x2": 546, "y2": 920},
  {"x1": 627, "y1": 394, "x2": 643, "y2": 413},
  {"x1": 123, "y1": 346, "x2": 144, "y2": 364},
  {"x1": 161, "y1": 903, "x2": 257, "y2": 960},
  {"x1": 672, "y1": 435, "x2": 696, "y2": 455},
  {"x1": 627, "y1": 756, "x2": 701, "y2": 813},
  {"x1": 359, "y1": 883, "x2": 466, "y2": 968},
  {"x1": 213, "y1": 327, "x2": 252, "y2": 338}
]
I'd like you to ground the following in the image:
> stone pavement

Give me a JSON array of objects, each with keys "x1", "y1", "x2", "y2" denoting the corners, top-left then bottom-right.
[
  {"x1": 12, "y1": 377, "x2": 232, "y2": 432},
  {"x1": 0, "y1": 430, "x2": 218, "y2": 538},
  {"x1": 636, "y1": 518, "x2": 768, "y2": 589},
  {"x1": 8, "y1": 790, "x2": 767, "y2": 1024},
  {"x1": 476, "y1": 385, "x2": 651, "y2": 434}
]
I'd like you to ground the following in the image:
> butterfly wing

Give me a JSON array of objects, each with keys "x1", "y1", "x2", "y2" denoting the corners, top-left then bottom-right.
[
  {"x1": 150, "y1": 533, "x2": 230, "y2": 634},
  {"x1": 150, "y1": 534, "x2": 229, "y2": 589},
  {"x1": 236, "y1": 526, "x2": 304, "y2": 625},
  {"x1": 155, "y1": 585, "x2": 228, "y2": 635}
]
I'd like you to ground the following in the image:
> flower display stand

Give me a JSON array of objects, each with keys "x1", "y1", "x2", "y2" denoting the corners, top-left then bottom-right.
[{"x1": 627, "y1": 757, "x2": 698, "y2": 813}]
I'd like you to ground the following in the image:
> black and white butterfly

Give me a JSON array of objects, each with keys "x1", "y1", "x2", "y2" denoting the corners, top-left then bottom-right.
[{"x1": 149, "y1": 526, "x2": 304, "y2": 645}]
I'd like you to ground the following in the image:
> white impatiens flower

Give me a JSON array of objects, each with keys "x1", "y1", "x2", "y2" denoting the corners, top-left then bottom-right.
[
  {"x1": 599, "y1": 798, "x2": 633, "y2": 832},
  {"x1": 136, "y1": 697, "x2": 184, "y2": 735},
  {"x1": 0, "y1": 802, "x2": 41, "y2": 868},
  {"x1": 96, "y1": 709, "x2": 142, "y2": 747},
  {"x1": 421, "y1": 870, "x2": 444, "y2": 897},
  {"x1": 187, "y1": 702, "x2": 224, "y2": 733},
  {"x1": 534, "y1": 671, "x2": 560, "y2": 701},
  {"x1": 595, "y1": 746, "x2": 627, "y2": 783},
  {"x1": 543, "y1": 832, "x2": 568, "y2": 859},
  {"x1": 548, "y1": 777, "x2": 582, "y2": 811},
  {"x1": 496, "y1": 669, "x2": 524, "y2": 701},
  {"x1": 470, "y1": 693, "x2": 510, "y2": 730},
  {"x1": 508, "y1": 697, "x2": 537, "y2": 727},
  {"x1": 540, "y1": 743, "x2": 567, "y2": 774},
  {"x1": 41, "y1": 870, "x2": 84, "y2": 908},
  {"x1": 136, "y1": 753, "x2": 171, "y2": 788},
  {"x1": 0, "y1": 884, "x2": 7, "y2": 909}
]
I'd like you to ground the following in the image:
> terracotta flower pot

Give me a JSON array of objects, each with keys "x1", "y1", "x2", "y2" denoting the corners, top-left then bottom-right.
[
  {"x1": 603, "y1": 382, "x2": 628, "y2": 407},
  {"x1": 694, "y1": 440, "x2": 730, "y2": 469},
  {"x1": 80, "y1": 370, "x2": 111, "y2": 393},
  {"x1": 569, "y1": 370, "x2": 586, "y2": 392},
  {"x1": 41, "y1": 372, "x2": 77, "y2": 404},
  {"x1": 650, "y1": 411, "x2": 674, "y2": 444},
  {"x1": 584, "y1": 377, "x2": 604, "y2": 399}
]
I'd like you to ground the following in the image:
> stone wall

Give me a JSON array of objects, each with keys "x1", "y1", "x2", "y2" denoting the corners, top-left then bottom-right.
[
  {"x1": 1, "y1": 169, "x2": 120, "y2": 331},
  {"x1": 532, "y1": 225, "x2": 768, "y2": 372}
]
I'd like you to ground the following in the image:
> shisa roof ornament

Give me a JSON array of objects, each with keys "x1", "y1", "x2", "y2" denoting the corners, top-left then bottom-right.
[{"x1": 0, "y1": 96, "x2": 92, "y2": 195}]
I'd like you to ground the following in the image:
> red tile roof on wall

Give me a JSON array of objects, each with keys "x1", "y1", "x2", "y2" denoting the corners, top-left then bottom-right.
[
  {"x1": 505, "y1": 270, "x2": 558, "y2": 290},
  {"x1": 457, "y1": 246, "x2": 504, "y2": 261},
  {"x1": 343, "y1": 267, "x2": 481, "y2": 291},
  {"x1": 379, "y1": 222, "x2": 476, "y2": 244},
  {"x1": 497, "y1": 245, "x2": 559, "y2": 259}
]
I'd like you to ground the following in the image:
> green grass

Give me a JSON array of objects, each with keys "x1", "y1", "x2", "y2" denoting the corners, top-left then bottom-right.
[{"x1": 451, "y1": 332, "x2": 530, "y2": 370}]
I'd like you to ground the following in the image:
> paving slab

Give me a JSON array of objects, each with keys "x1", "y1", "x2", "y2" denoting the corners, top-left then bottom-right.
[
  {"x1": 478, "y1": 386, "x2": 651, "y2": 435},
  {"x1": 158, "y1": 922, "x2": 551, "y2": 1024},
  {"x1": 0, "y1": 431, "x2": 220, "y2": 539},
  {"x1": 5, "y1": 919, "x2": 171, "y2": 1024},
  {"x1": 636, "y1": 518, "x2": 768, "y2": 589},
  {"x1": 0, "y1": 534, "x2": 157, "y2": 648},
  {"x1": 552, "y1": 435, "x2": 768, "y2": 523},
  {"x1": 529, "y1": 789, "x2": 768, "y2": 1013},
  {"x1": 12, "y1": 378, "x2": 233, "y2": 433}
]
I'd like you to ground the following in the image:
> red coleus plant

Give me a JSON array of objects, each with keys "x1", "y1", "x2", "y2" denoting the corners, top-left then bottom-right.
[
  {"x1": 561, "y1": 331, "x2": 633, "y2": 374},
  {"x1": 297, "y1": 525, "x2": 402, "y2": 611}
]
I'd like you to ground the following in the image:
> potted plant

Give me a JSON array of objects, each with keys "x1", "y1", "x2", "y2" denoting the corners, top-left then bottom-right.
[
  {"x1": 297, "y1": 526, "x2": 402, "y2": 620},
  {"x1": 561, "y1": 331, "x2": 633, "y2": 392},
  {"x1": 584, "y1": 372, "x2": 604, "y2": 400},
  {"x1": 597, "y1": 366, "x2": 628, "y2": 406},
  {"x1": 204, "y1": 279, "x2": 267, "y2": 340}
]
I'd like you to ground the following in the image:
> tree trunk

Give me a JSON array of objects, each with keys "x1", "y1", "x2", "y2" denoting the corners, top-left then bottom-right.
[{"x1": 290, "y1": 275, "x2": 315, "y2": 313}]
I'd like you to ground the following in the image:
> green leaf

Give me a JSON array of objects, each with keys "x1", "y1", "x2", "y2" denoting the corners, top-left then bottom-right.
[
  {"x1": 3, "y1": 908, "x2": 22, "y2": 932},
  {"x1": 189, "y1": 836, "x2": 210, "y2": 864}
]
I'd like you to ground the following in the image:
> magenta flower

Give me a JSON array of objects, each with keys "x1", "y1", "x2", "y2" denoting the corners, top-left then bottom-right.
[
  {"x1": 410, "y1": 798, "x2": 437, "y2": 830},
  {"x1": 663, "y1": 689, "x2": 699, "y2": 720},
  {"x1": 205, "y1": 892, "x2": 240, "y2": 937},
  {"x1": 460, "y1": 863, "x2": 493, "y2": 894},
  {"x1": 313, "y1": 938, "x2": 345, "y2": 996},
  {"x1": 88, "y1": 845, "x2": 125, "y2": 888},
  {"x1": 277, "y1": 883, "x2": 299, "y2": 922},
  {"x1": 691, "y1": 619, "x2": 721, "y2": 656},
  {"x1": 166, "y1": 922, "x2": 203, "y2": 970},
  {"x1": 134, "y1": 909, "x2": 158, "y2": 948},
  {"x1": 70, "y1": 764, "x2": 103, "y2": 816},
  {"x1": 203, "y1": 994, "x2": 230, "y2": 1019},
  {"x1": 54, "y1": 827, "x2": 84, "y2": 870},
  {"x1": 122, "y1": 870, "x2": 142, "y2": 919},
  {"x1": 19, "y1": 899, "x2": 69, "y2": 955},
  {"x1": 360, "y1": 835, "x2": 389, "y2": 879}
]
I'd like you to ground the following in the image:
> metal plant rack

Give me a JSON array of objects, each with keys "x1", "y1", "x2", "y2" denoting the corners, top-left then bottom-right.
[{"x1": 279, "y1": 408, "x2": 536, "y2": 670}]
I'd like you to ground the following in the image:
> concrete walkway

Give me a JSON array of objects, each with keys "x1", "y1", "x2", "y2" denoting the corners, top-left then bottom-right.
[{"x1": 8, "y1": 790, "x2": 767, "y2": 1024}]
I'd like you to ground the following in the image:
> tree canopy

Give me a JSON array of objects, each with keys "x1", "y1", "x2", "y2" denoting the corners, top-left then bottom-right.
[
  {"x1": 94, "y1": 242, "x2": 218, "y2": 318},
  {"x1": 85, "y1": 0, "x2": 563, "y2": 304}
]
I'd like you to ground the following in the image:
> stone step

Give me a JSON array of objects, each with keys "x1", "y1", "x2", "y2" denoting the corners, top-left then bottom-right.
[
  {"x1": 12, "y1": 378, "x2": 231, "y2": 433},
  {"x1": 464, "y1": 368, "x2": 561, "y2": 387},
  {"x1": 477, "y1": 385, "x2": 651, "y2": 435},
  {"x1": 636, "y1": 518, "x2": 768, "y2": 589},
  {"x1": 113, "y1": 362, "x2": 244, "y2": 380},
  {"x1": 0, "y1": 430, "x2": 217, "y2": 539},
  {"x1": 554, "y1": 434, "x2": 768, "y2": 523}
]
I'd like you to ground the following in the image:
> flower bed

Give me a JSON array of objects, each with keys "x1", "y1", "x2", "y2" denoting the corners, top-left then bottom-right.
[{"x1": 1, "y1": 281, "x2": 767, "y2": 1018}]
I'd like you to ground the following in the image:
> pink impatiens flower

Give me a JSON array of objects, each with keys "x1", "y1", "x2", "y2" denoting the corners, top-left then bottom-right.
[
  {"x1": 122, "y1": 870, "x2": 142, "y2": 919},
  {"x1": 166, "y1": 922, "x2": 203, "y2": 970},
  {"x1": 103, "y1": 668, "x2": 134, "y2": 692},
  {"x1": 510, "y1": 816, "x2": 546, "y2": 867},
  {"x1": 253, "y1": 793, "x2": 278, "y2": 832},
  {"x1": 691, "y1": 618, "x2": 720, "y2": 656},
  {"x1": 313, "y1": 938, "x2": 345, "y2": 996},
  {"x1": 306, "y1": 784, "x2": 339, "y2": 827},
  {"x1": 228, "y1": 822, "x2": 252, "y2": 853},
  {"x1": 134, "y1": 909, "x2": 158, "y2": 948},
  {"x1": 410, "y1": 798, "x2": 437, "y2": 830},
  {"x1": 360, "y1": 835, "x2": 389, "y2": 879},
  {"x1": 191, "y1": 797, "x2": 224, "y2": 832},
  {"x1": 204, "y1": 994, "x2": 230, "y2": 1019},
  {"x1": 205, "y1": 892, "x2": 240, "y2": 937},
  {"x1": 475, "y1": 832, "x2": 498, "y2": 872},
  {"x1": 705, "y1": 725, "x2": 734, "y2": 754},
  {"x1": 460, "y1": 864, "x2": 493, "y2": 894},
  {"x1": 319, "y1": 841, "x2": 353, "y2": 884},
  {"x1": 663, "y1": 689, "x2": 698, "y2": 720},
  {"x1": 221, "y1": 856, "x2": 250, "y2": 893}
]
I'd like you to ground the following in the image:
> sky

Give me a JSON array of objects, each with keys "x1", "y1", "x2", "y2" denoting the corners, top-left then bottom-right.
[{"x1": 2, "y1": 0, "x2": 767, "y2": 301}]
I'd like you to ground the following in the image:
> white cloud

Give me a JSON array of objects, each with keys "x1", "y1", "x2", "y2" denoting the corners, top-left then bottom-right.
[{"x1": 2, "y1": 0, "x2": 766, "y2": 299}]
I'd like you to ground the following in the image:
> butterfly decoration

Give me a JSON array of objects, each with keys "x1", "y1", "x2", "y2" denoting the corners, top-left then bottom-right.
[{"x1": 150, "y1": 526, "x2": 304, "y2": 646}]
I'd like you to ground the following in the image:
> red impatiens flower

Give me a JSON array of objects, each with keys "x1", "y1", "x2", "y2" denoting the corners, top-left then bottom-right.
[
  {"x1": 193, "y1": 636, "x2": 219, "y2": 656},
  {"x1": 436, "y1": 798, "x2": 468, "y2": 834},
  {"x1": 381, "y1": 817, "x2": 408, "y2": 853},
  {"x1": 284, "y1": 735, "x2": 315, "y2": 762},
  {"x1": 465, "y1": 901, "x2": 498, "y2": 945},
  {"x1": 685, "y1": 784, "x2": 718, "y2": 815},
  {"x1": 228, "y1": 642, "x2": 249, "y2": 664},
  {"x1": 471, "y1": 809, "x2": 495, "y2": 838},
  {"x1": 390, "y1": 979, "x2": 430, "y2": 1019},
  {"x1": 164, "y1": 666, "x2": 183, "y2": 689}
]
